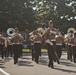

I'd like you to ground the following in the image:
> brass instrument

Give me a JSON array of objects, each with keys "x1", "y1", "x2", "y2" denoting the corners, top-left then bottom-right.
[
  {"x1": 7, "y1": 28, "x2": 15, "y2": 37},
  {"x1": 44, "y1": 28, "x2": 57, "y2": 45},
  {"x1": 67, "y1": 28, "x2": 75, "y2": 34},
  {"x1": 36, "y1": 27, "x2": 45, "y2": 37},
  {"x1": 64, "y1": 28, "x2": 75, "y2": 45},
  {"x1": 29, "y1": 28, "x2": 45, "y2": 44},
  {"x1": 7, "y1": 28, "x2": 23, "y2": 44}
]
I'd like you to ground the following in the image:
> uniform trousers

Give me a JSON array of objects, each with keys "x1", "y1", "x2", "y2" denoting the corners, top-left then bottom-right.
[
  {"x1": 13, "y1": 44, "x2": 19, "y2": 64},
  {"x1": 7, "y1": 45, "x2": 13, "y2": 57},
  {"x1": 34, "y1": 43, "x2": 41, "y2": 64},
  {"x1": 67, "y1": 45, "x2": 72, "y2": 61},
  {"x1": 46, "y1": 43, "x2": 54, "y2": 68},
  {"x1": 72, "y1": 46, "x2": 76, "y2": 63},
  {"x1": 30, "y1": 45, "x2": 35, "y2": 61},
  {"x1": 56, "y1": 45, "x2": 62, "y2": 59},
  {"x1": 18, "y1": 44, "x2": 23, "y2": 58},
  {"x1": 0, "y1": 44, "x2": 4, "y2": 59}
]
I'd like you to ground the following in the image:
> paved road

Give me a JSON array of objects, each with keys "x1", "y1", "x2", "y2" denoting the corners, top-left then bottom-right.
[{"x1": 0, "y1": 51, "x2": 76, "y2": 75}]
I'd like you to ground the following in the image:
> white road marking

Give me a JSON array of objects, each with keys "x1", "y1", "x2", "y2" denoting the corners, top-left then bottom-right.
[{"x1": 0, "y1": 68, "x2": 10, "y2": 75}]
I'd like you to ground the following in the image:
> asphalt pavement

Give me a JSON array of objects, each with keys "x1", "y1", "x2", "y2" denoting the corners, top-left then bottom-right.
[{"x1": 0, "y1": 51, "x2": 76, "y2": 75}]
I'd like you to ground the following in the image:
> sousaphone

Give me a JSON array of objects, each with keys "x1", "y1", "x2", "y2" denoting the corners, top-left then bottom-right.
[
  {"x1": 7, "y1": 28, "x2": 15, "y2": 37},
  {"x1": 36, "y1": 27, "x2": 45, "y2": 37},
  {"x1": 67, "y1": 28, "x2": 75, "y2": 34}
]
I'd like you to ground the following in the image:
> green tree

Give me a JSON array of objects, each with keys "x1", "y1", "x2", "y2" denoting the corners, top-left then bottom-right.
[{"x1": 0, "y1": 0, "x2": 36, "y2": 31}]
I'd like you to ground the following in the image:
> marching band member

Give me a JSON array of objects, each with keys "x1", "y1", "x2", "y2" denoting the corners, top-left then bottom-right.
[
  {"x1": 66, "y1": 28, "x2": 75, "y2": 61},
  {"x1": 44, "y1": 20, "x2": 59, "y2": 68},
  {"x1": 7, "y1": 35, "x2": 13, "y2": 57},
  {"x1": 0, "y1": 32, "x2": 7, "y2": 59},
  {"x1": 55, "y1": 31, "x2": 64, "y2": 59},
  {"x1": 33, "y1": 30, "x2": 42, "y2": 64},
  {"x1": 11, "y1": 27, "x2": 23, "y2": 64},
  {"x1": 2, "y1": 33, "x2": 8, "y2": 58},
  {"x1": 6, "y1": 28, "x2": 16, "y2": 57},
  {"x1": 29, "y1": 31, "x2": 35, "y2": 61},
  {"x1": 19, "y1": 39, "x2": 23, "y2": 58},
  {"x1": 71, "y1": 31, "x2": 76, "y2": 63}
]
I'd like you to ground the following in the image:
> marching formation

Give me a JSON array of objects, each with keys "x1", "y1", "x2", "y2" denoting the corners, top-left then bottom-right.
[
  {"x1": 0, "y1": 20, "x2": 76, "y2": 69},
  {"x1": 0, "y1": 27, "x2": 23, "y2": 64}
]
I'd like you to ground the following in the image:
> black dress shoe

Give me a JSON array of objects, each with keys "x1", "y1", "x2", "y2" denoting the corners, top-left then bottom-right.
[
  {"x1": 14, "y1": 62, "x2": 16, "y2": 64},
  {"x1": 36, "y1": 61, "x2": 38, "y2": 64},
  {"x1": 48, "y1": 64, "x2": 50, "y2": 67},
  {"x1": 32, "y1": 58, "x2": 34, "y2": 61},
  {"x1": 57, "y1": 61, "x2": 60, "y2": 64},
  {"x1": 51, "y1": 66, "x2": 54, "y2": 69}
]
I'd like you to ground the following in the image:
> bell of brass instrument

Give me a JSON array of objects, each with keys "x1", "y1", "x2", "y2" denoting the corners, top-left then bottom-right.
[
  {"x1": 7, "y1": 28, "x2": 15, "y2": 37},
  {"x1": 64, "y1": 28, "x2": 75, "y2": 44},
  {"x1": 36, "y1": 27, "x2": 45, "y2": 37},
  {"x1": 67, "y1": 28, "x2": 75, "y2": 34}
]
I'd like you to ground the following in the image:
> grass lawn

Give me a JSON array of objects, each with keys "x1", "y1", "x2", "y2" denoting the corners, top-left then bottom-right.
[
  {"x1": 22, "y1": 49, "x2": 47, "y2": 53},
  {"x1": 22, "y1": 48, "x2": 66, "y2": 53}
]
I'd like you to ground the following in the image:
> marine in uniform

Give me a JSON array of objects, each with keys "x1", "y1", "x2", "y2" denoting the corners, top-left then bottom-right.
[
  {"x1": 29, "y1": 31, "x2": 35, "y2": 61},
  {"x1": 44, "y1": 20, "x2": 59, "y2": 68},
  {"x1": 11, "y1": 27, "x2": 23, "y2": 64},
  {"x1": 66, "y1": 28, "x2": 75, "y2": 61},
  {"x1": 71, "y1": 31, "x2": 76, "y2": 63},
  {"x1": 55, "y1": 31, "x2": 64, "y2": 59},
  {"x1": 0, "y1": 33, "x2": 7, "y2": 59},
  {"x1": 34, "y1": 30, "x2": 42, "y2": 64}
]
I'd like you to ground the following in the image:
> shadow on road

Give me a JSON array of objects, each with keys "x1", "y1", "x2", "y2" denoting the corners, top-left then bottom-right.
[
  {"x1": 38, "y1": 57, "x2": 48, "y2": 66},
  {"x1": 60, "y1": 61, "x2": 76, "y2": 67},
  {"x1": 54, "y1": 67, "x2": 76, "y2": 73},
  {"x1": 18, "y1": 60, "x2": 34, "y2": 67},
  {"x1": 21, "y1": 57, "x2": 31, "y2": 60},
  {"x1": 0, "y1": 63, "x2": 5, "y2": 68}
]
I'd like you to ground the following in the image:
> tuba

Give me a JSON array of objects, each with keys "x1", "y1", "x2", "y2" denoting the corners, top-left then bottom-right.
[
  {"x1": 67, "y1": 27, "x2": 75, "y2": 38},
  {"x1": 36, "y1": 27, "x2": 45, "y2": 37},
  {"x1": 67, "y1": 28, "x2": 75, "y2": 34},
  {"x1": 65, "y1": 28, "x2": 75, "y2": 43},
  {"x1": 7, "y1": 28, "x2": 15, "y2": 37}
]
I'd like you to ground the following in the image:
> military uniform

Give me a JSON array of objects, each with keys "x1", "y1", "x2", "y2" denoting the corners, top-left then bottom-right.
[
  {"x1": 34, "y1": 32, "x2": 42, "y2": 64},
  {"x1": 0, "y1": 34, "x2": 7, "y2": 59},
  {"x1": 11, "y1": 33, "x2": 23, "y2": 64},
  {"x1": 55, "y1": 33, "x2": 64, "y2": 59},
  {"x1": 71, "y1": 32, "x2": 76, "y2": 63},
  {"x1": 45, "y1": 27, "x2": 60, "y2": 68},
  {"x1": 29, "y1": 33, "x2": 35, "y2": 61}
]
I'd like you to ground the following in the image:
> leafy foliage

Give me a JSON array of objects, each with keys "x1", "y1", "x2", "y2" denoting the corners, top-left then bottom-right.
[{"x1": 0, "y1": 0, "x2": 76, "y2": 33}]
